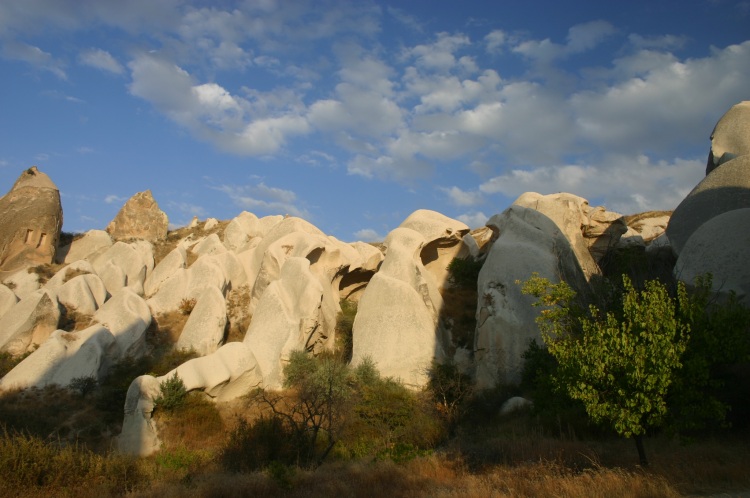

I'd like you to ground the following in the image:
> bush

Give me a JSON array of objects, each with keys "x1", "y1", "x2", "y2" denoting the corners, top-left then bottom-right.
[
  {"x1": 446, "y1": 257, "x2": 483, "y2": 289},
  {"x1": 335, "y1": 299, "x2": 357, "y2": 362},
  {"x1": 69, "y1": 375, "x2": 98, "y2": 398},
  {"x1": 179, "y1": 297, "x2": 197, "y2": 315},
  {"x1": 154, "y1": 373, "x2": 188, "y2": 412}
]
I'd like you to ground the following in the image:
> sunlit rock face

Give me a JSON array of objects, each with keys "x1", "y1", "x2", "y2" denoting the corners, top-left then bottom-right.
[{"x1": 0, "y1": 166, "x2": 63, "y2": 273}]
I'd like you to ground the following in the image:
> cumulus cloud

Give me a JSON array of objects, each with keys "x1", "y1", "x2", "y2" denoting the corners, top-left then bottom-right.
[
  {"x1": 79, "y1": 48, "x2": 124, "y2": 74},
  {"x1": 353, "y1": 228, "x2": 385, "y2": 242},
  {"x1": 440, "y1": 186, "x2": 484, "y2": 206},
  {"x1": 104, "y1": 194, "x2": 128, "y2": 204},
  {"x1": 215, "y1": 182, "x2": 309, "y2": 218},
  {"x1": 128, "y1": 54, "x2": 310, "y2": 155},
  {"x1": 479, "y1": 154, "x2": 705, "y2": 214},
  {"x1": 456, "y1": 211, "x2": 488, "y2": 228}
]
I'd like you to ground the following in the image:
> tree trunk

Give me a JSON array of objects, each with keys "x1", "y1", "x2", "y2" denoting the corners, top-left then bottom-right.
[{"x1": 634, "y1": 434, "x2": 649, "y2": 467}]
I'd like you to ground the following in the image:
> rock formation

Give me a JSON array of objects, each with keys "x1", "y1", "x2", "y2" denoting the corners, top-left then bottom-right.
[
  {"x1": 106, "y1": 190, "x2": 168, "y2": 243},
  {"x1": 473, "y1": 203, "x2": 589, "y2": 388},
  {"x1": 0, "y1": 166, "x2": 63, "y2": 272},
  {"x1": 706, "y1": 100, "x2": 750, "y2": 174}
]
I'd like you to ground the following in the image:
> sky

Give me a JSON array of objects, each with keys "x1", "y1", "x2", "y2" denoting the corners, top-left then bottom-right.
[{"x1": 0, "y1": 1, "x2": 749, "y2": 242}]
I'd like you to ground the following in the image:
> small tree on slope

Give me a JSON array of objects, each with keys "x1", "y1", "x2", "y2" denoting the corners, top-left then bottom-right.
[{"x1": 521, "y1": 274, "x2": 690, "y2": 466}]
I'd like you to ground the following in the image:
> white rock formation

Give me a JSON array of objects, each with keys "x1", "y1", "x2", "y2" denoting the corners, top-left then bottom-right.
[
  {"x1": 176, "y1": 286, "x2": 227, "y2": 356},
  {"x1": 351, "y1": 226, "x2": 448, "y2": 388},
  {"x1": 56, "y1": 273, "x2": 108, "y2": 315},
  {"x1": 93, "y1": 288, "x2": 152, "y2": 358},
  {"x1": 244, "y1": 257, "x2": 330, "y2": 389},
  {"x1": 56, "y1": 230, "x2": 113, "y2": 264},
  {"x1": 0, "y1": 289, "x2": 60, "y2": 355},
  {"x1": 474, "y1": 204, "x2": 589, "y2": 389},
  {"x1": 0, "y1": 325, "x2": 116, "y2": 391},
  {"x1": 144, "y1": 245, "x2": 187, "y2": 297},
  {"x1": 674, "y1": 208, "x2": 750, "y2": 306},
  {"x1": 0, "y1": 284, "x2": 18, "y2": 318}
]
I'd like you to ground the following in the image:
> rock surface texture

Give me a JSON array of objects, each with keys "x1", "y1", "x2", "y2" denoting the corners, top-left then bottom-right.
[
  {"x1": 0, "y1": 167, "x2": 63, "y2": 272},
  {"x1": 106, "y1": 190, "x2": 168, "y2": 243},
  {"x1": 706, "y1": 100, "x2": 750, "y2": 174}
]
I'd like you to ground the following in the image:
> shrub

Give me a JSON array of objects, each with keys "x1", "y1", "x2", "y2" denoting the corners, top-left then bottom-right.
[
  {"x1": 446, "y1": 257, "x2": 483, "y2": 289},
  {"x1": 154, "y1": 373, "x2": 188, "y2": 412},
  {"x1": 426, "y1": 360, "x2": 474, "y2": 433},
  {"x1": 69, "y1": 375, "x2": 98, "y2": 398},
  {"x1": 220, "y1": 416, "x2": 298, "y2": 472},
  {"x1": 179, "y1": 297, "x2": 197, "y2": 315},
  {"x1": 335, "y1": 299, "x2": 357, "y2": 361}
]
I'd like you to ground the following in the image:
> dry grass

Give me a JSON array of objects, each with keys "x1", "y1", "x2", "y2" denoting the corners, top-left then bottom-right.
[{"x1": 152, "y1": 221, "x2": 231, "y2": 266}]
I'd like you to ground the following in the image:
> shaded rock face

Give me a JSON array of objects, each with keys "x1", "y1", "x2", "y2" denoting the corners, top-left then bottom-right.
[
  {"x1": 706, "y1": 100, "x2": 750, "y2": 174},
  {"x1": 106, "y1": 190, "x2": 168, "y2": 243},
  {"x1": 666, "y1": 155, "x2": 750, "y2": 256},
  {"x1": 0, "y1": 167, "x2": 63, "y2": 272},
  {"x1": 674, "y1": 208, "x2": 750, "y2": 306},
  {"x1": 473, "y1": 205, "x2": 588, "y2": 388}
]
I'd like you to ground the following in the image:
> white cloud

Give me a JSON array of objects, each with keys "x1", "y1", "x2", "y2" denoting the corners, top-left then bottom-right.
[
  {"x1": 628, "y1": 33, "x2": 688, "y2": 51},
  {"x1": 456, "y1": 211, "x2": 488, "y2": 228},
  {"x1": 215, "y1": 183, "x2": 308, "y2": 218},
  {"x1": 404, "y1": 32, "x2": 471, "y2": 72},
  {"x1": 440, "y1": 186, "x2": 484, "y2": 206},
  {"x1": 2, "y1": 42, "x2": 66, "y2": 78},
  {"x1": 512, "y1": 20, "x2": 615, "y2": 63},
  {"x1": 167, "y1": 201, "x2": 207, "y2": 217},
  {"x1": 353, "y1": 228, "x2": 385, "y2": 242},
  {"x1": 479, "y1": 154, "x2": 705, "y2": 214},
  {"x1": 128, "y1": 54, "x2": 310, "y2": 155},
  {"x1": 104, "y1": 194, "x2": 128, "y2": 204},
  {"x1": 79, "y1": 48, "x2": 124, "y2": 74},
  {"x1": 485, "y1": 30, "x2": 507, "y2": 54}
]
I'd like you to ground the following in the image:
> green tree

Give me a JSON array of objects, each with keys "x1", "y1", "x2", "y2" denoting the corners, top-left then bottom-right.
[{"x1": 521, "y1": 274, "x2": 690, "y2": 466}]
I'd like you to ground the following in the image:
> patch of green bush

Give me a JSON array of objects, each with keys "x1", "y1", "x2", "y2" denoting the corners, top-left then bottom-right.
[
  {"x1": 446, "y1": 257, "x2": 483, "y2": 288},
  {"x1": 154, "y1": 373, "x2": 188, "y2": 412}
]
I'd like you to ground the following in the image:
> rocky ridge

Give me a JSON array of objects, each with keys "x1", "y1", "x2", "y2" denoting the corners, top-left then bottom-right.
[{"x1": 0, "y1": 101, "x2": 747, "y2": 457}]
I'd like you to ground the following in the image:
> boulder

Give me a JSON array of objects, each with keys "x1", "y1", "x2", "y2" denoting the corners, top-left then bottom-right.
[
  {"x1": 707, "y1": 101, "x2": 750, "y2": 174},
  {"x1": 351, "y1": 227, "x2": 447, "y2": 388},
  {"x1": 190, "y1": 233, "x2": 227, "y2": 258},
  {"x1": 56, "y1": 230, "x2": 112, "y2": 264},
  {"x1": 106, "y1": 190, "x2": 168, "y2": 243},
  {"x1": 91, "y1": 242, "x2": 149, "y2": 296},
  {"x1": 0, "y1": 289, "x2": 60, "y2": 355},
  {"x1": 666, "y1": 156, "x2": 750, "y2": 256},
  {"x1": 144, "y1": 245, "x2": 187, "y2": 297},
  {"x1": 203, "y1": 218, "x2": 219, "y2": 231},
  {"x1": 618, "y1": 211, "x2": 671, "y2": 248},
  {"x1": 244, "y1": 257, "x2": 329, "y2": 389},
  {"x1": 176, "y1": 286, "x2": 227, "y2": 356},
  {"x1": 0, "y1": 167, "x2": 63, "y2": 272},
  {"x1": 93, "y1": 288, "x2": 151, "y2": 358},
  {"x1": 44, "y1": 260, "x2": 96, "y2": 292},
  {"x1": 674, "y1": 208, "x2": 750, "y2": 306},
  {"x1": 474, "y1": 205, "x2": 588, "y2": 388},
  {"x1": 56, "y1": 274, "x2": 108, "y2": 315},
  {"x1": 0, "y1": 325, "x2": 116, "y2": 391},
  {"x1": 146, "y1": 256, "x2": 228, "y2": 315},
  {"x1": 223, "y1": 211, "x2": 262, "y2": 252}
]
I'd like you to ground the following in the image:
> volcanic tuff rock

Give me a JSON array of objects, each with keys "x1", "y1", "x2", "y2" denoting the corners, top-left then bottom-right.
[
  {"x1": 106, "y1": 190, "x2": 168, "y2": 243},
  {"x1": 474, "y1": 203, "x2": 589, "y2": 388},
  {"x1": 666, "y1": 155, "x2": 750, "y2": 256},
  {"x1": 0, "y1": 166, "x2": 63, "y2": 272},
  {"x1": 706, "y1": 100, "x2": 750, "y2": 174}
]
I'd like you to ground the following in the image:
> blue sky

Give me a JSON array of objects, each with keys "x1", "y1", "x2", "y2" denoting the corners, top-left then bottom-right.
[{"x1": 1, "y1": 0, "x2": 748, "y2": 241}]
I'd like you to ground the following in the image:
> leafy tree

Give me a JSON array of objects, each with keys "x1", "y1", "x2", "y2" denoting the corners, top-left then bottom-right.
[
  {"x1": 154, "y1": 372, "x2": 188, "y2": 412},
  {"x1": 521, "y1": 274, "x2": 690, "y2": 466}
]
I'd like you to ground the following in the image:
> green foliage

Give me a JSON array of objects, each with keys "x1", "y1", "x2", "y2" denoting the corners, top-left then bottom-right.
[
  {"x1": 335, "y1": 299, "x2": 357, "y2": 362},
  {"x1": 668, "y1": 275, "x2": 750, "y2": 434},
  {"x1": 154, "y1": 373, "x2": 188, "y2": 412},
  {"x1": 447, "y1": 256, "x2": 483, "y2": 288}
]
